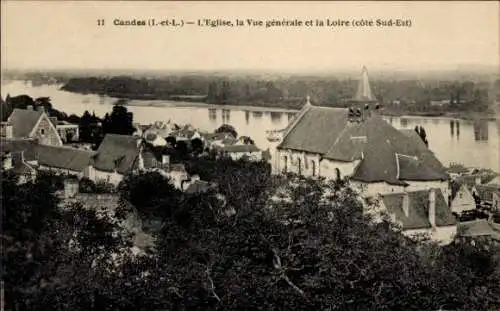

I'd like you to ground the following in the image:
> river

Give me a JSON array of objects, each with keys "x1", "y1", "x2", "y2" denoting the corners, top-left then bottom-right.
[{"x1": 2, "y1": 80, "x2": 499, "y2": 172}]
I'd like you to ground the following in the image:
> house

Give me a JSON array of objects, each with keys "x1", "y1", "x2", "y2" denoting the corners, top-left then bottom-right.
[
  {"x1": 89, "y1": 134, "x2": 166, "y2": 185},
  {"x1": 1, "y1": 138, "x2": 93, "y2": 178},
  {"x1": 143, "y1": 120, "x2": 177, "y2": 139},
  {"x1": 202, "y1": 132, "x2": 237, "y2": 149},
  {"x1": 144, "y1": 133, "x2": 167, "y2": 147},
  {"x1": 380, "y1": 188, "x2": 457, "y2": 244},
  {"x1": 5, "y1": 107, "x2": 63, "y2": 146},
  {"x1": 49, "y1": 117, "x2": 79, "y2": 143},
  {"x1": 475, "y1": 184, "x2": 500, "y2": 212},
  {"x1": 450, "y1": 182, "x2": 477, "y2": 214},
  {"x1": 1, "y1": 150, "x2": 37, "y2": 184},
  {"x1": 214, "y1": 143, "x2": 262, "y2": 162}
]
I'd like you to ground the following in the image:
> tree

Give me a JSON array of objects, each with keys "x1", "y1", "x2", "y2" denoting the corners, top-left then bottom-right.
[
  {"x1": 118, "y1": 171, "x2": 182, "y2": 219},
  {"x1": 79, "y1": 110, "x2": 93, "y2": 142},
  {"x1": 2, "y1": 170, "x2": 134, "y2": 310},
  {"x1": 215, "y1": 124, "x2": 237, "y2": 138},
  {"x1": 191, "y1": 137, "x2": 204, "y2": 154},
  {"x1": 102, "y1": 104, "x2": 135, "y2": 136}
]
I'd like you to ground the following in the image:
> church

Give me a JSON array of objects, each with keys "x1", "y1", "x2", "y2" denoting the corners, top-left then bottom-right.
[{"x1": 276, "y1": 67, "x2": 456, "y2": 243}]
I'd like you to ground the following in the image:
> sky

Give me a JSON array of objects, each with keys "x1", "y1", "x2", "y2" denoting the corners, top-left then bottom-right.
[{"x1": 1, "y1": 1, "x2": 499, "y2": 73}]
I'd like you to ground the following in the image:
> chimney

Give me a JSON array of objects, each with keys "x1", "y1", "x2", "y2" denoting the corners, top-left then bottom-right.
[
  {"x1": 162, "y1": 154, "x2": 170, "y2": 165},
  {"x1": 402, "y1": 192, "x2": 410, "y2": 217},
  {"x1": 26, "y1": 105, "x2": 33, "y2": 111},
  {"x1": 36, "y1": 105, "x2": 45, "y2": 113},
  {"x1": 429, "y1": 189, "x2": 436, "y2": 228},
  {"x1": 1, "y1": 123, "x2": 13, "y2": 139}
]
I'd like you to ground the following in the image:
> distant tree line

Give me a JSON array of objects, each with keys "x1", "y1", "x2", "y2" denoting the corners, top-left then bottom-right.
[{"x1": 59, "y1": 75, "x2": 495, "y2": 114}]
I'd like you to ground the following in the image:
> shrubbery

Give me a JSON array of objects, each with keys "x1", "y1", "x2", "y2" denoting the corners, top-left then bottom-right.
[{"x1": 3, "y1": 164, "x2": 500, "y2": 311}]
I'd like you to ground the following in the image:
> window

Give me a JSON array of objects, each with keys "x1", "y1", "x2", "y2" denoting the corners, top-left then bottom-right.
[
  {"x1": 298, "y1": 158, "x2": 302, "y2": 175},
  {"x1": 40, "y1": 128, "x2": 45, "y2": 136},
  {"x1": 311, "y1": 160, "x2": 316, "y2": 176},
  {"x1": 283, "y1": 156, "x2": 288, "y2": 173}
]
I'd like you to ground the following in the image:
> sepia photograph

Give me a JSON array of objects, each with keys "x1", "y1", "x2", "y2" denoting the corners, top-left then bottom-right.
[{"x1": 1, "y1": 1, "x2": 499, "y2": 310}]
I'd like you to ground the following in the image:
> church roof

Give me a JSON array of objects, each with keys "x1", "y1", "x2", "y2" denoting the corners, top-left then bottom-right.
[
  {"x1": 278, "y1": 105, "x2": 348, "y2": 154},
  {"x1": 277, "y1": 104, "x2": 448, "y2": 185},
  {"x1": 353, "y1": 66, "x2": 377, "y2": 102}
]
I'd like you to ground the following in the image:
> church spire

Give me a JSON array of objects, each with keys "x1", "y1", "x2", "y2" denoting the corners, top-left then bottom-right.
[{"x1": 354, "y1": 66, "x2": 376, "y2": 102}]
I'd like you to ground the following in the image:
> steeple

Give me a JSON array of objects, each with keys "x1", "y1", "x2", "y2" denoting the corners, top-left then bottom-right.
[{"x1": 354, "y1": 66, "x2": 376, "y2": 103}]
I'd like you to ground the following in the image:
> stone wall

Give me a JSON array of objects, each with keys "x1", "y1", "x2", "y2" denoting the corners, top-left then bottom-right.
[{"x1": 32, "y1": 115, "x2": 63, "y2": 146}]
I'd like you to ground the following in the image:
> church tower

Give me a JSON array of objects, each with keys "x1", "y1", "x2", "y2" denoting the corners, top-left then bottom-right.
[{"x1": 349, "y1": 66, "x2": 379, "y2": 121}]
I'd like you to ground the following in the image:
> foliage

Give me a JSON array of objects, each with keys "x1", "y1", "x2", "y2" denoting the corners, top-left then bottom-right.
[
  {"x1": 3, "y1": 164, "x2": 500, "y2": 310},
  {"x1": 414, "y1": 125, "x2": 429, "y2": 147},
  {"x1": 214, "y1": 124, "x2": 237, "y2": 138},
  {"x1": 118, "y1": 171, "x2": 182, "y2": 219},
  {"x1": 79, "y1": 177, "x2": 115, "y2": 194},
  {"x1": 1, "y1": 170, "x2": 133, "y2": 311},
  {"x1": 102, "y1": 103, "x2": 135, "y2": 136}
]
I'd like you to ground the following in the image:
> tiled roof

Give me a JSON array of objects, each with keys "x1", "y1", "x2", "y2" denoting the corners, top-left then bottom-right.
[
  {"x1": 277, "y1": 105, "x2": 349, "y2": 154},
  {"x1": 458, "y1": 219, "x2": 500, "y2": 241},
  {"x1": 381, "y1": 189, "x2": 456, "y2": 230},
  {"x1": 7, "y1": 109, "x2": 43, "y2": 138},
  {"x1": 93, "y1": 134, "x2": 142, "y2": 174},
  {"x1": 1, "y1": 138, "x2": 93, "y2": 172}
]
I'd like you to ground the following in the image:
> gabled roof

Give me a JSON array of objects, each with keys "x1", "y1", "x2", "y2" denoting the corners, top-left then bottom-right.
[
  {"x1": 7, "y1": 108, "x2": 44, "y2": 138},
  {"x1": 93, "y1": 134, "x2": 142, "y2": 174},
  {"x1": 1, "y1": 138, "x2": 93, "y2": 172},
  {"x1": 381, "y1": 189, "x2": 456, "y2": 230}
]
